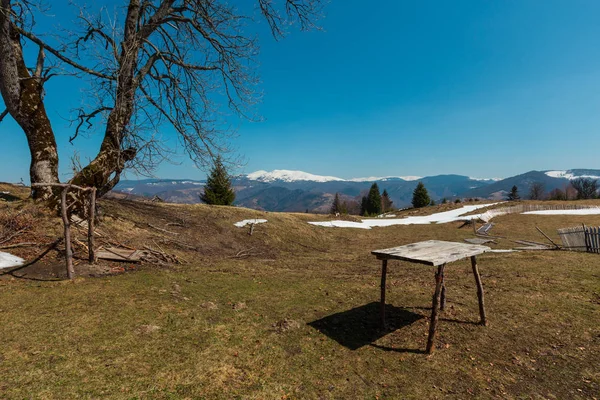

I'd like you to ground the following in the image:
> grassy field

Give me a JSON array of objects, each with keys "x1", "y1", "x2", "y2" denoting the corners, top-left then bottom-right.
[{"x1": 1, "y1": 191, "x2": 599, "y2": 399}]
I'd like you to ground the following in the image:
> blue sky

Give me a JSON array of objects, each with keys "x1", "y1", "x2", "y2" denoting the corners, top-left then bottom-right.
[{"x1": 2, "y1": 0, "x2": 600, "y2": 182}]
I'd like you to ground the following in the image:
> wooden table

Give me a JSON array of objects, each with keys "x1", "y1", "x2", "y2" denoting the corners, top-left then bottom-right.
[{"x1": 371, "y1": 240, "x2": 490, "y2": 354}]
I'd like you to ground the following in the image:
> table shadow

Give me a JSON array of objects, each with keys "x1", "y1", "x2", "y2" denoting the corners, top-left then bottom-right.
[{"x1": 308, "y1": 302, "x2": 424, "y2": 350}]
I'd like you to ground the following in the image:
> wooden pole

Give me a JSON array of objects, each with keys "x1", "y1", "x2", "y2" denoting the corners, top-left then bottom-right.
[
  {"x1": 61, "y1": 187, "x2": 74, "y2": 279},
  {"x1": 88, "y1": 187, "x2": 96, "y2": 263},
  {"x1": 582, "y1": 224, "x2": 590, "y2": 253},
  {"x1": 426, "y1": 263, "x2": 445, "y2": 354},
  {"x1": 440, "y1": 271, "x2": 446, "y2": 311},
  {"x1": 380, "y1": 259, "x2": 388, "y2": 330},
  {"x1": 535, "y1": 226, "x2": 560, "y2": 249},
  {"x1": 471, "y1": 256, "x2": 487, "y2": 325}
]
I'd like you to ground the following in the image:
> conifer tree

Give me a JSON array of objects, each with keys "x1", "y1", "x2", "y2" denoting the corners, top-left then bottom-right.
[
  {"x1": 507, "y1": 185, "x2": 520, "y2": 201},
  {"x1": 331, "y1": 193, "x2": 342, "y2": 215},
  {"x1": 340, "y1": 201, "x2": 349, "y2": 214},
  {"x1": 411, "y1": 182, "x2": 431, "y2": 208},
  {"x1": 360, "y1": 196, "x2": 368, "y2": 216},
  {"x1": 200, "y1": 156, "x2": 235, "y2": 205},
  {"x1": 381, "y1": 189, "x2": 394, "y2": 212},
  {"x1": 366, "y1": 183, "x2": 382, "y2": 215}
]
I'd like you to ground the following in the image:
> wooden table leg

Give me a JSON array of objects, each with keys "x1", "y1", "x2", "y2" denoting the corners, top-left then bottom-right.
[
  {"x1": 440, "y1": 270, "x2": 446, "y2": 311},
  {"x1": 470, "y1": 256, "x2": 487, "y2": 326},
  {"x1": 380, "y1": 259, "x2": 388, "y2": 330},
  {"x1": 426, "y1": 263, "x2": 445, "y2": 354}
]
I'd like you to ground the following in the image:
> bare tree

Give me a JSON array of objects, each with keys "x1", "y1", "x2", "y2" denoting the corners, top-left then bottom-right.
[
  {"x1": 528, "y1": 182, "x2": 546, "y2": 200},
  {"x1": 0, "y1": 0, "x2": 324, "y2": 200},
  {"x1": 570, "y1": 178, "x2": 598, "y2": 199}
]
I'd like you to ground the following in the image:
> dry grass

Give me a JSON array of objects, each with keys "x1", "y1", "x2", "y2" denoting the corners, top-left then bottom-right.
[{"x1": 0, "y1": 190, "x2": 599, "y2": 399}]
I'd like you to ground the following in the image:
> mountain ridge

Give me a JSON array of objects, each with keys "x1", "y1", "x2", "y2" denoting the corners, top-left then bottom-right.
[{"x1": 113, "y1": 168, "x2": 600, "y2": 212}]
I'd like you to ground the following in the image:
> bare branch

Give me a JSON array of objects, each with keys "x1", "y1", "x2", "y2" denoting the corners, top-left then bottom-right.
[
  {"x1": 0, "y1": 108, "x2": 8, "y2": 123},
  {"x1": 70, "y1": 106, "x2": 113, "y2": 143},
  {"x1": 34, "y1": 45, "x2": 44, "y2": 78},
  {"x1": 14, "y1": 25, "x2": 115, "y2": 80}
]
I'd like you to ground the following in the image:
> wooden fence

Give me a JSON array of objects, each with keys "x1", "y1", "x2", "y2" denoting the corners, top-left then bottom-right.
[{"x1": 557, "y1": 225, "x2": 600, "y2": 253}]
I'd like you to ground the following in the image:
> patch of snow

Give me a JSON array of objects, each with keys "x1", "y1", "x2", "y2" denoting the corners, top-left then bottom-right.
[
  {"x1": 486, "y1": 249, "x2": 519, "y2": 253},
  {"x1": 545, "y1": 170, "x2": 572, "y2": 179},
  {"x1": 308, "y1": 203, "x2": 499, "y2": 229},
  {"x1": 545, "y1": 170, "x2": 600, "y2": 180},
  {"x1": 348, "y1": 176, "x2": 422, "y2": 182},
  {"x1": 469, "y1": 177, "x2": 502, "y2": 182},
  {"x1": 247, "y1": 170, "x2": 343, "y2": 183},
  {"x1": 308, "y1": 220, "x2": 372, "y2": 229},
  {"x1": 234, "y1": 219, "x2": 268, "y2": 227},
  {"x1": 522, "y1": 209, "x2": 600, "y2": 216},
  {"x1": 0, "y1": 252, "x2": 25, "y2": 269}
]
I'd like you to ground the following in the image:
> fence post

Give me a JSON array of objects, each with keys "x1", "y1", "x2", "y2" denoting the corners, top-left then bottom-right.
[
  {"x1": 61, "y1": 187, "x2": 75, "y2": 279},
  {"x1": 88, "y1": 187, "x2": 96, "y2": 263}
]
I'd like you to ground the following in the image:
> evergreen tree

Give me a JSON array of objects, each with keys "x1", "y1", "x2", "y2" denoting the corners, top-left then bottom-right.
[
  {"x1": 200, "y1": 156, "x2": 235, "y2": 205},
  {"x1": 507, "y1": 185, "x2": 520, "y2": 201},
  {"x1": 366, "y1": 183, "x2": 382, "y2": 215},
  {"x1": 411, "y1": 182, "x2": 431, "y2": 208},
  {"x1": 381, "y1": 189, "x2": 393, "y2": 212},
  {"x1": 360, "y1": 196, "x2": 368, "y2": 216},
  {"x1": 330, "y1": 193, "x2": 342, "y2": 215},
  {"x1": 430, "y1": 199, "x2": 436, "y2": 206},
  {"x1": 340, "y1": 201, "x2": 349, "y2": 214},
  {"x1": 441, "y1": 198, "x2": 447, "y2": 204}
]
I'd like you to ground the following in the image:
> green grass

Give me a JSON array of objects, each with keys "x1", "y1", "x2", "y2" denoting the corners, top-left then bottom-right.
[{"x1": 1, "y1": 198, "x2": 599, "y2": 399}]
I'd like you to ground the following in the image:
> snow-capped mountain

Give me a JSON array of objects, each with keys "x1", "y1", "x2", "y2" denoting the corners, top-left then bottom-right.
[
  {"x1": 244, "y1": 169, "x2": 500, "y2": 183},
  {"x1": 246, "y1": 170, "x2": 343, "y2": 183},
  {"x1": 544, "y1": 170, "x2": 600, "y2": 180}
]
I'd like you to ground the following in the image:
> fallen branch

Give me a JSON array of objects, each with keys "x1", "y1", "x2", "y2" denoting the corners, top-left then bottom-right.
[
  {"x1": 147, "y1": 223, "x2": 179, "y2": 235},
  {"x1": 0, "y1": 238, "x2": 63, "y2": 276},
  {"x1": 0, "y1": 242, "x2": 38, "y2": 249},
  {"x1": 142, "y1": 245, "x2": 180, "y2": 264},
  {"x1": 159, "y1": 238, "x2": 198, "y2": 250},
  {"x1": 228, "y1": 247, "x2": 262, "y2": 259},
  {"x1": 0, "y1": 227, "x2": 31, "y2": 245}
]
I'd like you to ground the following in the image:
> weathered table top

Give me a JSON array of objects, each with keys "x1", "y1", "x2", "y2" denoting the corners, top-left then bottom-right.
[{"x1": 371, "y1": 240, "x2": 490, "y2": 266}]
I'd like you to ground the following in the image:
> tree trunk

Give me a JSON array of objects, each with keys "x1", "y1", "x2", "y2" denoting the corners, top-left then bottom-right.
[
  {"x1": 0, "y1": 1, "x2": 59, "y2": 199},
  {"x1": 68, "y1": 0, "x2": 141, "y2": 196}
]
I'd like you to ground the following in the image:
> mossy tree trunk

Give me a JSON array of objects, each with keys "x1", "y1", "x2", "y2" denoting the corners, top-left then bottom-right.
[{"x1": 0, "y1": 0, "x2": 59, "y2": 199}]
